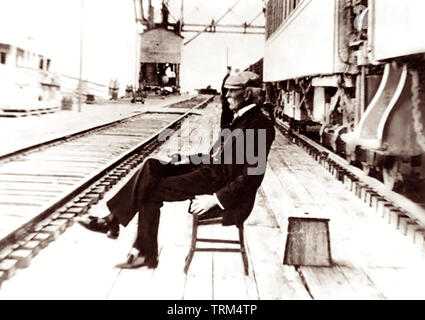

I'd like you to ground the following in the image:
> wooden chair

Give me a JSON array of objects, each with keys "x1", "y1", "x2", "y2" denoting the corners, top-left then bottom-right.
[{"x1": 184, "y1": 209, "x2": 249, "y2": 275}]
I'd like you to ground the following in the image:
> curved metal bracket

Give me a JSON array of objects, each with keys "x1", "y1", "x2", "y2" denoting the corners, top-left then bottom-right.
[{"x1": 342, "y1": 62, "x2": 425, "y2": 156}]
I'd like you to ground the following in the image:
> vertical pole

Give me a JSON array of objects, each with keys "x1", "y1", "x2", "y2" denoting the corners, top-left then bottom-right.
[
  {"x1": 139, "y1": 0, "x2": 145, "y2": 22},
  {"x1": 360, "y1": 66, "x2": 366, "y2": 118},
  {"x1": 355, "y1": 66, "x2": 366, "y2": 126},
  {"x1": 148, "y1": 0, "x2": 154, "y2": 28},
  {"x1": 226, "y1": 47, "x2": 229, "y2": 67},
  {"x1": 134, "y1": 0, "x2": 140, "y2": 90},
  {"x1": 355, "y1": 74, "x2": 361, "y2": 126},
  {"x1": 136, "y1": 31, "x2": 140, "y2": 90},
  {"x1": 180, "y1": 0, "x2": 184, "y2": 33},
  {"x1": 133, "y1": 0, "x2": 139, "y2": 22},
  {"x1": 133, "y1": 28, "x2": 140, "y2": 90},
  {"x1": 78, "y1": 0, "x2": 84, "y2": 112}
]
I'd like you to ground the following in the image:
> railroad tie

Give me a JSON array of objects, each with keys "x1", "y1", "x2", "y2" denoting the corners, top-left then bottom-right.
[
  {"x1": 22, "y1": 240, "x2": 43, "y2": 257},
  {"x1": 388, "y1": 210, "x2": 408, "y2": 230},
  {"x1": 98, "y1": 181, "x2": 113, "y2": 192},
  {"x1": 0, "y1": 270, "x2": 6, "y2": 288},
  {"x1": 0, "y1": 259, "x2": 19, "y2": 281},
  {"x1": 82, "y1": 192, "x2": 102, "y2": 205},
  {"x1": 39, "y1": 225, "x2": 63, "y2": 242},
  {"x1": 8, "y1": 249, "x2": 34, "y2": 269},
  {"x1": 32, "y1": 232, "x2": 53, "y2": 249},
  {"x1": 406, "y1": 222, "x2": 425, "y2": 244},
  {"x1": 365, "y1": 191, "x2": 380, "y2": 208},
  {"x1": 399, "y1": 217, "x2": 418, "y2": 237},
  {"x1": 65, "y1": 205, "x2": 89, "y2": 216},
  {"x1": 382, "y1": 205, "x2": 400, "y2": 224},
  {"x1": 49, "y1": 217, "x2": 73, "y2": 232},
  {"x1": 370, "y1": 194, "x2": 386, "y2": 213},
  {"x1": 0, "y1": 95, "x2": 215, "y2": 288}
]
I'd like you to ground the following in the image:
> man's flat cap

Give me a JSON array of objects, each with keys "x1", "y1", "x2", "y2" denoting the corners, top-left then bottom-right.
[{"x1": 224, "y1": 71, "x2": 261, "y2": 89}]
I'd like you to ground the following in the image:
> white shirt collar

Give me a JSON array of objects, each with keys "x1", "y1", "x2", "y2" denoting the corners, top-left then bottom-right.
[{"x1": 233, "y1": 104, "x2": 256, "y2": 120}]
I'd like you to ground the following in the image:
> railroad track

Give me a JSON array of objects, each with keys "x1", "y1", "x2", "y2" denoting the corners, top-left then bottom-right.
[
  {"x1": 0, "y1": 95, "x2": 213, "y2": 285},
  {"x1": 275, "y1": 119, "x2": 425, "y2": 254}
]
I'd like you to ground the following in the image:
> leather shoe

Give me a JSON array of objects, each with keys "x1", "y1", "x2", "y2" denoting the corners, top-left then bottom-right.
[
  {"x1": 77, "y1": 216, "x2": 120, "y2": 239},
  {"x1": 115, "y1": 251, "x2": 158, "y2": 269}
]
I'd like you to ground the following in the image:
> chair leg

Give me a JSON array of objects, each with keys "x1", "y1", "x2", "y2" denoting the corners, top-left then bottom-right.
[
  {"x1": 238, "y1": 226, "x2": 249, "y2": 276},
  {"x1": 184, "y1": 215, "x2": 198, "y2": 274}
]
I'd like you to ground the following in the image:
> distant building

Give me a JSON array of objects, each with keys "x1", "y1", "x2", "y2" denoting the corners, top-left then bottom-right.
[{"x1": 139, "y1": 28, "x2": 183, "y2": 93}]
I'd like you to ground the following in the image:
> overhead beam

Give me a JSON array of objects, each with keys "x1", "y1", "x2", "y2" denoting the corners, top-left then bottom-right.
[
  {"x1": 184, "y1": 0, "x2": 242, "y2": 46},
  {"x1": 183, "y1": 23, "x2": 264, "y2": 29},
  {"x1": 182, "y1": 29, "x2": 264, "y2": 35}
]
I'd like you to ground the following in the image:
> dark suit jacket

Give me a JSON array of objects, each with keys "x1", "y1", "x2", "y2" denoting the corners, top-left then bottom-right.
[
  {"x1": 107, "y1": 104, "x2": 275, "y2": 229},
  {"x1": 220, "y1": 73, "x2": 233, "y2": 129},
  {"x1": 193, "y1": 105, "x2": 276, "y2": 226},
  {"x1": 221, "y1": 73, "x2": 230, "y2": 101}
]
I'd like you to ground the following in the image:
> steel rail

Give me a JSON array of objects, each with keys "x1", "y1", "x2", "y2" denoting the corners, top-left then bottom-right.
[
  {"x1": 275, "y1": 118, "x2": 425, "y2": 227},
  {"x1": 0, "y1": 96, "x2": 200, "y2": 162},
  {"x1": 0, "y1": 96, "x2": 213, "y2": 252}
]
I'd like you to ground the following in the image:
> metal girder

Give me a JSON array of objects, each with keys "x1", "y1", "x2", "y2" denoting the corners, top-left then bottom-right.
[
  {"x1": 183, "y1": 23, "x2": 264, "y2": 29},
  {"x1": 183, "y1": 0, "x2": 242, "y2": 46},
  {"x1": 182, "y1": 29, "x2": 264, "y2": 35},
  {"x1": 182, "y1": 19, "x2": 265, "y2": 40}
]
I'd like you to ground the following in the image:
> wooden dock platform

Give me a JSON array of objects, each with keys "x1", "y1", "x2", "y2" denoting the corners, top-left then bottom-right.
[
  {"x1": 0, "y1": 106, "x2": 60, "y2": 118},
  {"x1": 1, "y1": 101, "x2": 425, "y2": 300}
]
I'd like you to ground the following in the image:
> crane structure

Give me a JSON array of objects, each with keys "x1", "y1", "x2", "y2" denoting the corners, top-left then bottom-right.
[
  {"x1": 133, "y1": 0, "x2": 265, "y2": 45},
  {"x1": 131, "y1": 0, "x2": 265, "y2": 95}
]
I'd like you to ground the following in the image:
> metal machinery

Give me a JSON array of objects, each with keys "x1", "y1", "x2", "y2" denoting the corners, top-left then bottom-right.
[
  {"x1": 134, "y1": 0, "x2": 183, "y2": 95},
  {"x1": 263, "y1": 0, "x2": 425, "y2": 190},
  {"x1": 139, "y1": 28, "x2": 183, "y2": 94},
  {"x1": 134, "y1": 0, "x2": 265, "y2": 96}
]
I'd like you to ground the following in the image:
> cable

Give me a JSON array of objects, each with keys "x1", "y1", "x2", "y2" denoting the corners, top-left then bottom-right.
[{"x1": 184, "y1": 0, "x2": 242, "y2": 46}]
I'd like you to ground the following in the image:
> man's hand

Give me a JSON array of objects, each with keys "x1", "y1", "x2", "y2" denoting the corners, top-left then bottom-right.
[
  {"x1": 190, "y1": 195, "x2": 218, "y2": 215},
  {"x1": 169, "y1": 153, "x2": 190, "y2": 165}
]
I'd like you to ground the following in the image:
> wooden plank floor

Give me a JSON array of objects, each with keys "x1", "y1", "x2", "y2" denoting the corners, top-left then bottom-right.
[
  {"x1": 1, "y1": 104, "x2": 425, "y2": 299},
  {"x1": 263, "y1": 130, "x2": 425, "y2": 300}
]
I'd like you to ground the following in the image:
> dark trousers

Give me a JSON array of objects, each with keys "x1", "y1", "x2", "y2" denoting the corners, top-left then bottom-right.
[{"x1": 106, "y1": 158, "x2": 219, "y2": 258}]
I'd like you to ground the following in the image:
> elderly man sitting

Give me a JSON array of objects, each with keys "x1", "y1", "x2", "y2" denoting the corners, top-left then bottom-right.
[{"x1": 79, "y1": 71, "x2": 276, "y2": 269}]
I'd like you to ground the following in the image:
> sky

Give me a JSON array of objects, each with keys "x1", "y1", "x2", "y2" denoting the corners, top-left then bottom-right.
[{"x1": 0, "y1": 0, "x2": 265, "y2": 92}]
